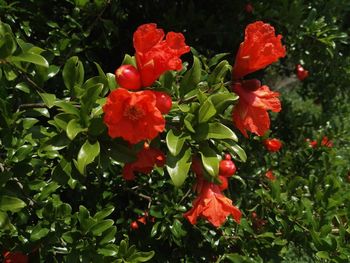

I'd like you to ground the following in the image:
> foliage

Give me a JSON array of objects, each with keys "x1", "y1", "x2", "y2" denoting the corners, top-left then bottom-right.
[{"x1": 0, "y1": 0, "x2": 350, "y2": 262}]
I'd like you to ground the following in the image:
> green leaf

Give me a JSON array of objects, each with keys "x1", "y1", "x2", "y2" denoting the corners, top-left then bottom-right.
[
  {"x1": 196, "y1": 122, "x2": 238, "y2": 141},
  {"x1": 90, "y1": 219, "x2": 114, "y2": 236},
  {"x1": 207, "y1": 60, "x2": 231, "y2": 86},
  {"x1": 209, "y1": 92, "x2": 238, "y2": 113},
  {"x1": 66, "y1": 119, "x2": 85, "y2": 140},
  {"x1": 222, "y1": 140, "x2": 247, "y2": 162},
  {"x1": 15, "y1": 82, "x2": 30, "y2": 93},
  {"x1": 207, "y1": 53, "x2": 230, "y2": 68},
  {"x1": 54, "y1": 101, "x2": 80, "y2": 116},
  {"x1": 9, "y1": 52, "x2": 49, "y2": 67},
  {"x1": 94, "y1": 206, "x2": 115, "y2": 221},
  {"x1": 0, "y1": 211, "x2": 9, "y2": 229},
  {"x1": 166, "y1": 129, "x2": 187, "y2": 156},
  {"x1": 30, "y1": 225, "x2": 50, "y2": 241},
  {"x1": 127, "y1": 251, "x2": 155, "y2": 262},
  {"x1": 39, "y1": 93, "x2": 56, "y2": 108},
  {"x1": 180, "y1": 56, "x2": 201, "y2": 97},
  {"x1": 0, "y1": 195, "x2": 26, "y2": 212},
  {"x1": 62, "y1": 56, "x2": 84, "y2": 92},
  {"x1": 166, "y1": 147, "x2": 192, "y2": 187},
  {"x1": 75, "y1": 140, "x2": 100, "y2": 174},
  {"x1": 99, "y1": 226, "x2": 117, "y2": 245},
  {"x1": 199, "y1": 144, "x2": 219, "y2": 177},
  {"x1": 316, "y1": 251, "x2": 330, "y2": 259},
  {"x1": 0, "y1": 22, "x2": 17, "y2": 58},
  {"x1": 121, "y1": 54, "x2": 137, "y2": 67},
  {"x1": 97, "y1": 244, "x2": 119, "y2": 257},
  {"x1": 81, "y1": 83, "x2": 103, "y2": 115},
  {"x1": 198, "y1": 98, "x2": 216, "y2": 123}
]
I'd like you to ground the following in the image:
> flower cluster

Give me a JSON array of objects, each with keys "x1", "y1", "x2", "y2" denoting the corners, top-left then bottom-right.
[
  {"x1": 102, "y1": 21, "x2": 286, "y2": 228},
  {"x1": 184, "y1": 156, "x2": 241, "y2": 227},
  {"x1": 103, "y1": 23, "x2": 190, "y2": 144},
  {"x1": 232, "y1": 21, "x2": 286, "y2": 137}
]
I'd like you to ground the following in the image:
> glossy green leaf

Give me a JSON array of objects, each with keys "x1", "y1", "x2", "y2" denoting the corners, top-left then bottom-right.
[
  {"x1": 199, "y1": 144, "x2": 219, "y2": 177},
  {"x1": 9, "y1": 52, "x2": 49, "y2": 67},
  {"x1": 196, "y1": 122, "x2": 238, "y2": 141},
  {"x1": 39, "y1": 92, "x2": 56, "y2": 108},
  {"x1": 127, "y1": 251, "x2": 155, "y2": 262},
  {"x1": 75, "y1": 140, "x2": 100, "y2": 174},
  {"x1": 0, "y1": 211, "x2": 9, "y2": 229},
  {"x1": 15, "y1": 82, "x2": 30, "y2": 93},
  {"x1": 62, "y1": 56, "x2": 84, "y2": 92},
  {"x1": 207, "y1": 53, "x2": 230, "y2": 68},
  {"x1": 0, "y1": 22, "x2": 17, "y2": 58},
  {"x1": 166, "y1": 129, "x2": 187, "y2": 156},
  {"x1": 66, "y1": 119, "x2": 84, "y2": 140},
  {"x1": 30, "y1": 225, "x2": 50, "y2": 241},
  {"x1": 99, "y1": 226, "x2": 117, "y2": 245},
  {"x1": 198, "y1": 98, "x2": 216, "y2": 123},
  {"x1": 222, "y1": 140, "x2": 247, "y2": 162},
  {"x1": 166, "y1": 147, "x2": 192, "y2": 187},
  {"x1": 94, "y1": 206, "x2": 115, "y2": 221},
  {"x1": 121, "y1": 54, "x2": 137, "y2": 67},
  {"x1": 180, "y1": 56, "x2": 201, "y2": 97},
  {"x1": 90, "y1": 219, "x2": 114, "y2": 236},
  {"x1": 209, "y1": 92, "x2": 238, "y2": 113},
  {"x1": 207, "y1": 60, "x2": 231, "y2": 86},
  {"x1": 54, "y1": 101, "x2": 80, "y2": 116},
  {"x1": 0, "y1": 195, "x2": 26, "y2": 212}
]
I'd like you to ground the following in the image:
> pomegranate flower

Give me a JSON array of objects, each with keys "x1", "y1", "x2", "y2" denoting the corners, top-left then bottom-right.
[
  {"x1": 184, "y1": 180, "x2": 241, "y2": 227},
  {"x1": 263, "y1": 138, "x2": 282, "y2": 152},
  {"x1": 103, "y1": 88, "x2": 165, "y2": 144},
  {"x1": 122, "y1": 144, "x2": 166, "y2": 180},
  {"x1": 133, "y1": 23, "x2": 190, "y2": 87},
  {"x1": 232, "y1": 81, "x2": 281, "y2": 137},
  {"x1": 233, "y1": 21, "x2": 286, "y2": 79},
  {"x1": 265, "y1": 169, "x2": 276, "y2": 181}
]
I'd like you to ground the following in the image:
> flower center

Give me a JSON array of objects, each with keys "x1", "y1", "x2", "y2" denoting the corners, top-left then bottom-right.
[{"x1": 124, "y1": 105, "x2": 145, "y2": 120}]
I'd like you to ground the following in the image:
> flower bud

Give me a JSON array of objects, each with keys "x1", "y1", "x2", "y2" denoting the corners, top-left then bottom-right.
[
  {"x1": 219, "y1": 155, "x2": 236, "y2": 177},
  {"x1": 153, "y1": 91, "x2": 172, "y2": 114},
  {"x1": 130, "y1": 221, "x2": 139, "y2": 230},
  {"x1": 115, "y1": 65, "x2": 142, "y2": 90}
]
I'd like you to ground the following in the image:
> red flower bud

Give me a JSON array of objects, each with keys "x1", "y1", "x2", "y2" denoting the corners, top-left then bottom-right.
[
  {"x1": 219, "y1": 155, "x2": 236, "y2": 177},
  {"x1": 130, "y1": 221, "x2": 139, "y2": 230},
  {"x1": 265, "y1": 170, "x2": 276, "y2": 181},
  {"x1": 218, "y1": 175, "x2": 228, "y2": 191},
  {"x1": 137, "y1": 216, "x2": 147, "y2": 225},
  {"x1": 152, "y1": 91, "x2": 172, "y2": 114},
  {"x1": 296, "y1": 64, "x2": 309, "y2": 81},
  {"x1": 263, "y1": 138, "x2": 282, "y2": 152},
  {"x1": 115, "y1": 65, "x2": 142, "y2": 90}
]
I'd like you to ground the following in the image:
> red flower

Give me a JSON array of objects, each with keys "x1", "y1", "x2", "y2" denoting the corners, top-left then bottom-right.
[
  {"x1": 233, "y1": 21, "x2": 286, "y2": 79},
  {"x1": 321, "y1": 136, "x2": 333, "y2": 148},
  {"x1": 133, "y1": 23, "x2": 190, "y2": 87},
  {"x1": 296, "y1": 64, "x2": 309, "y2": 81},
  {"x1": 265, "y1": 170, "x2": 276, "y2": 181},
  {"x1": 232, "y1": 81, "x2": 281, "y2": 137},
  {"x1": 3, "y1": 251, "x2": 28, "y2": 263},
  {"x1": 263, "y1": 138, "x2": 282, "y2": 152},
  {"x1": 103, "y1": 88, "x2": 165, "y2": 144},
  {"x1": 184, "y1": 181, "x2": 241, "y2": 227},
  {"x1": 122, "y1": 143, "x2": 166, "y2": 180}
]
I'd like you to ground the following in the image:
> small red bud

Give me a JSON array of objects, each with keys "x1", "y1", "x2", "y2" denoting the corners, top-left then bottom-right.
[
  {"x1": 137, "y1": 216, "x2": 147, "y2": 225},
  {"x1": 218, "y1": 175, "x2": 228, "y2": 191},
  {"x1": 130, "y1": 221, "x2": 139, "y2": 230},
  {"x1": 224, "y1": 153, "x2": 232, "y2": 160},
  {"x1": 153, "y1": 91, "x2": 172, "y2": 114},
  {"x1": 219, "y1": 158, "x2": 236, "y2": 177},
  {"x1": 295, "y1": 64, "x2": 309, "y2": 81},
  {"x1": 115, "y1": 65, "x2": 142, "y2": 90}
]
